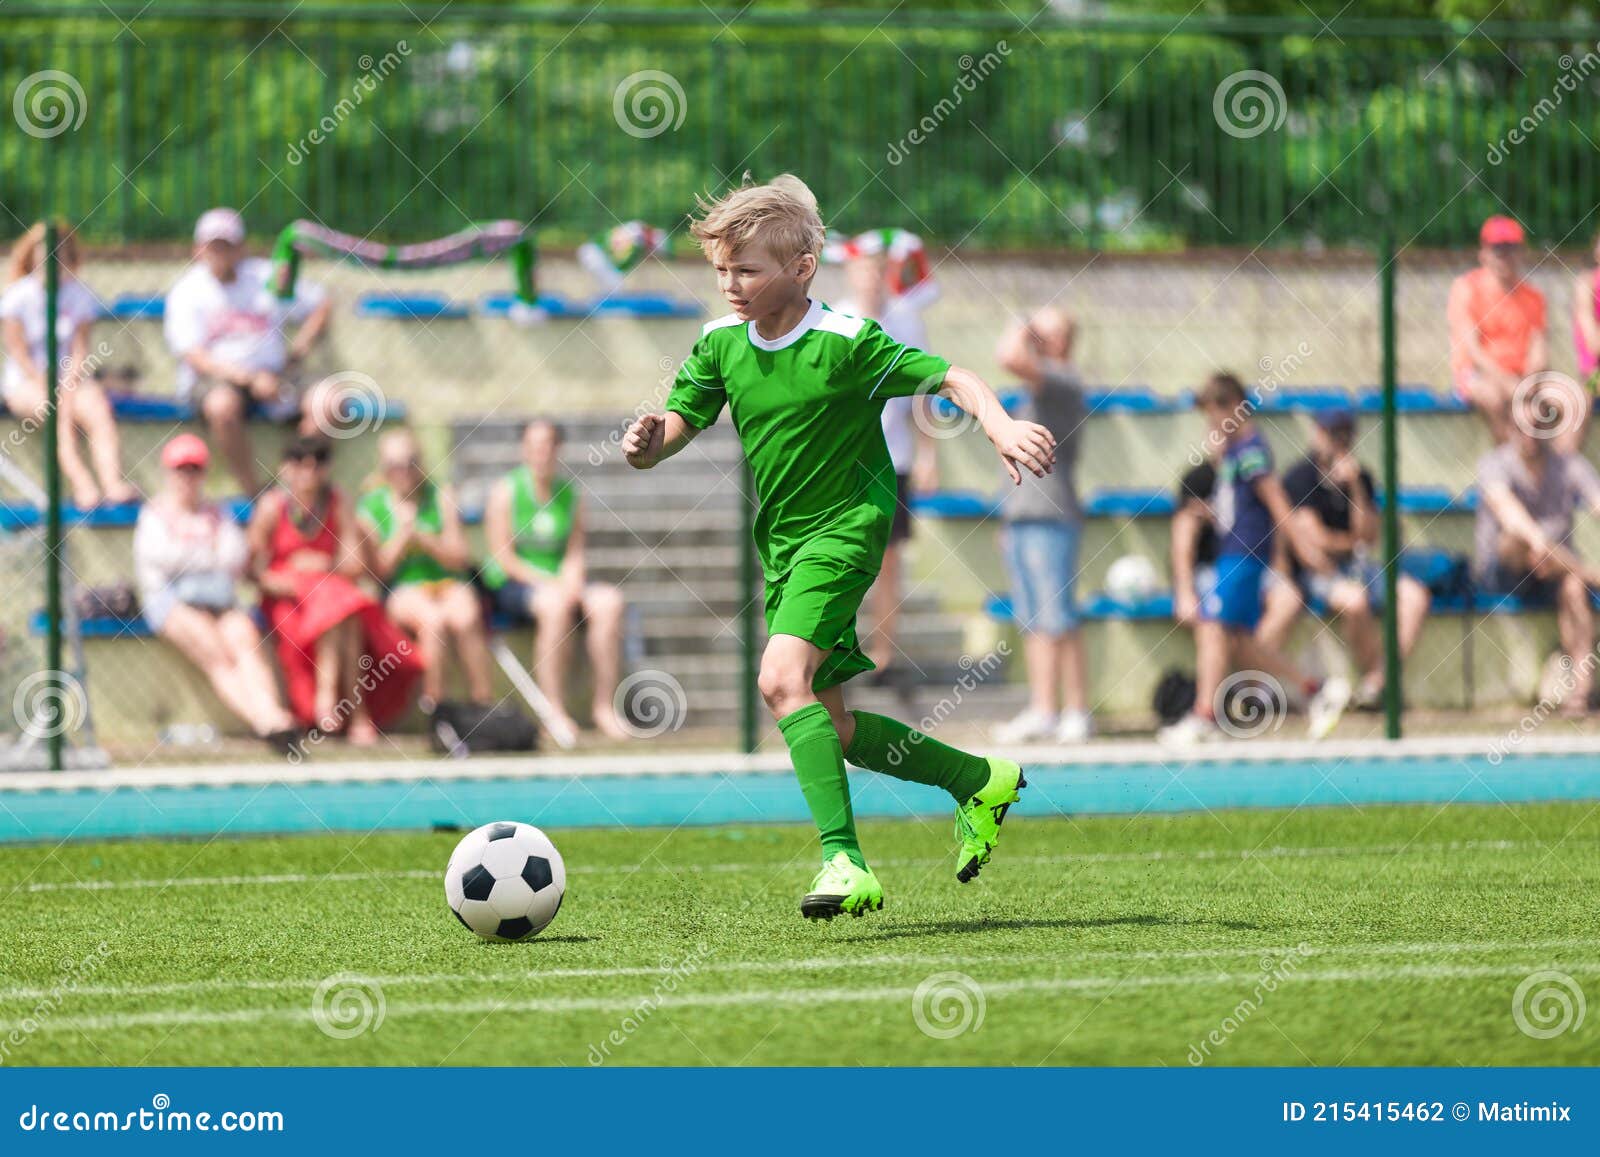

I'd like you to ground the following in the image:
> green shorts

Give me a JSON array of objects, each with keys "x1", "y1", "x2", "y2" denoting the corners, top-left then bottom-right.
[{"x1": 765, "y1": 553, "x2": 878, "y2": 692}]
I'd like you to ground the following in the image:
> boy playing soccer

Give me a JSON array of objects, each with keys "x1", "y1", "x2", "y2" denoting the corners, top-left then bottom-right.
[{"x1": 622, "y1": 175, "x2": 1056, "y2": 919}]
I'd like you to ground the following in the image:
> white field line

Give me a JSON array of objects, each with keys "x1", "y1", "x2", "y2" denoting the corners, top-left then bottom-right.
[
  {"x1": 7, "y1": 961, "x2": 1597, "y2": 1036},
  {"x1": 2, "y1": 937, "x2": 1598, "y2": 1007},
  {"x1": 9, "y1": 837, "x2": 1573, "y2": 896}
]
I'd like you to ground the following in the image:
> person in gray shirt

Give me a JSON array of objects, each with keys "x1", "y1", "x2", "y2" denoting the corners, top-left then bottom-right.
[
  {"x1": 1475, "y1": 388, "x2": 1600, "y2": 714},
  {"x1": 992, "y1": 306, "x2": 1090, "y2": 744}
]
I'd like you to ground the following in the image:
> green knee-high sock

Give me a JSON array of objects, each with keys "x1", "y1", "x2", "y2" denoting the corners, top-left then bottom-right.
[
  {"x1": 844, "y1": 710, "x2": 991, "y2": 803},
  {"x1": 778, "y1": 703, "x2": 865, "y2": 869}
]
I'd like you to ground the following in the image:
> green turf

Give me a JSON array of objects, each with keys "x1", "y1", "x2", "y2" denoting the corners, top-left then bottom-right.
[{"x1": 1, "y1": 800, "x2": 1596, "y2": 1066}]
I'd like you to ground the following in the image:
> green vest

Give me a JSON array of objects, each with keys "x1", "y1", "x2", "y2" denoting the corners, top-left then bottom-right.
[
  {"x1": 357, "y1": 483, "x2": 460, "y2": 587},
  {"x1": 484, "y1": 468, "x2": 576, "y2": 587}
]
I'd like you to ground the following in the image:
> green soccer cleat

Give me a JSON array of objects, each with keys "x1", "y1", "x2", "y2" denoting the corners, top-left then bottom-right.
[
  {"x1": 955, "y1": 757, "x2": 1028, "y2": 883},
  {"x1": 800, "y1": 852, "x2": 885, "y2": 921}
]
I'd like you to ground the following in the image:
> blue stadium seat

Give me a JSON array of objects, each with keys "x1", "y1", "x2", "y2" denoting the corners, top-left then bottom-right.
[
  {"x1": 105, "y1": 294, "x2": 166, "y2": 321},
  {"x1": 908, "y1": 491, "x2": 1000, "y2": 518},
  {"x1": 107, "y1": 392, "x2": 194, "y2": 422},
  {"x1": 1250, "y1": 386, "x2": 1355, "y2": 413},
  {"x1": 1083, "y1": 488, "x2": 1176, "y2": 518},
  {"x1": 587, "y1": 292, "x2": 703, "y2": 318},
  {"x1": 1355, "y1": 385, "x2": 1472, "y2": 414},
  {"x1": 354, "y1": 293, "x2": 469, "y2": 321},
  {"x1": 1083, "y1": 386, "x2": 1182, "y2": 412}
]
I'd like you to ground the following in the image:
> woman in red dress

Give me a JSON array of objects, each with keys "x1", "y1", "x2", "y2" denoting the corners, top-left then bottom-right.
[{"x1": 247, "y1": 436, "x2": 422, "y2": 743}]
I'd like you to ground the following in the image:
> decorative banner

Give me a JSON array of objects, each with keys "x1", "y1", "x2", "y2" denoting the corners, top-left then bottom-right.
[
  {"x1": 823, "y1": 227, "x2": 938, "y2": 309},
  {"x1": 270, "y1": 219, "x2": 538, "y2": 307}
]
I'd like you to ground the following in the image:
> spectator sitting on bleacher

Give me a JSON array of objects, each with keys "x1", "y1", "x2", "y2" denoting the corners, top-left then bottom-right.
[
  {"x1": 482, "y1": 419, "x2": 630, "y2": 740},
  {"x1": 1474, "y1": 390, "x2": 1600, "y2": 715},
  {"x1": 991, "y1": 306, "x2": 1091, "y2": 744},
  {"x1": 1172, "y1": 458, "x2": 1301, "y2": 650},
  {"x1": 1277, "y1": 408, "x2": 1432, "y2": 711},
  {"x1": 248, "y1": 435, "x2": 422, "y2": 743},
  {"x1": 2, "y1": 221, "x2": 136, "y2": 507},
  {"x1": 1567, "y1": 228, "x2": 1600, "y2": 454},
  {"x1": 1158, "y1": 372, "x2": 1349, "y2": 746},
  {"x1": 165, "y1": 208, "x2": 332, "y2": 494},
  {"x1": 356, "y1": 429, "x2": 494, "y2": 710},
  {"x1": 133, "y1": 434, "x2": 297, "y2": 751},
  {"x1": 1449, "y1": 215, "x2": 1546, "y2": 445}
]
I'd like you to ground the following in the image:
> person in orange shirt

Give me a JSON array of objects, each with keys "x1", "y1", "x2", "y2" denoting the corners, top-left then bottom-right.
[{"x1": 1448, "y1": 215, "x2": 1548, "y2": 444}]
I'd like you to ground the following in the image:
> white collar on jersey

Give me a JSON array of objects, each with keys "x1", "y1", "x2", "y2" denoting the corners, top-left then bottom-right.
[{"x1": 747, "y1": 298, "x2": 824, "y2": 352}]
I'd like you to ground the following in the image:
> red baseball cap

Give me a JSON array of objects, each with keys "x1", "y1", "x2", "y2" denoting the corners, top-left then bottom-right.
[
  {"x1": 161, "y1": 433, "x2": 210, "y2": 470},
  {"x1": 1480, "y1": 215, "x2": 1525, "y2": 246}
]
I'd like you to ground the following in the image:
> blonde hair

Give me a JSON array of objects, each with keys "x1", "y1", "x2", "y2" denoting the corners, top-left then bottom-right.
[
  {"x1": 690, "y1": 174, "x2": 825, "y2": 266},
  {"x1": 7, "y1": 221, "x2": 80, "y2": 284}
]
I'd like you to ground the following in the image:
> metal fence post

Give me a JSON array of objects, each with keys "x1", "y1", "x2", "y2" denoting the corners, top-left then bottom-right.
[
  {"x1": 43, "y1": 220, "x2": 65, "y2": 770},
  {"x1": 1380, "y1": 228, "x2": 1402, "y2": 741}
]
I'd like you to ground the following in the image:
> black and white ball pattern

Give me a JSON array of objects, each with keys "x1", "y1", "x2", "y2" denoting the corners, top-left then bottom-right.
[{"x1": 445, "y1": 821, "x2": 566, "y2": 941}]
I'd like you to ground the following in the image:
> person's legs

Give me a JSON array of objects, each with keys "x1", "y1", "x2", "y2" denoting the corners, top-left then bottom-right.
[
  {"x1": 997, "y1": 522, "x2": 1060, "y2": 739},
  {"x1": 440, "y1": 582, "x2": 496, "y2": 704},
  {"x1": 1255, "y1": 574, "x2": 1303, "y2": 653},
  {"x1": 202, "y1": 385, "x2": 257, "y2": 494},
  {"x1": 1556, "y1": 572, "x2": 1595, "y2": 715},
  {"x1": 161, "y1": 605, "x2": 273, "y2": 734},
  {"x1": 68, "y1": 381, "x2": 135, "y2": 502},
  {"x1": 215, "y1": 609, "x2": 295, "y2": 733},
  {"x1": 530, "y1": 582, "x2": 581, "y2": 734},
  {"x1": 1396, "y1": 574, "x2": 1432, "y2": 659},
  {"x1": 1329, "y1": 579, "x2": 1381, "y2": 682},
  {"x1": 336, "y1": 616, "x2": 378, "y2": 744},
  {"x1": 866, "y1": 540, "x2": 903, "y2": 670},
  {"x1": 580, "y1": 582, "x2": 629, "y2": 738},
  {"x1": 9, "y1": 380, "x2": 100, "y2": 505},
  {"x1": 1021, "y1": 632, "x2": 1058, "y2": 715},
  {"x1": 386, "y1": 585, "x2": 447, "y2": 705},
  {"x1": 1057, "y1": 629, "x2": 1088, "y2": 716}
]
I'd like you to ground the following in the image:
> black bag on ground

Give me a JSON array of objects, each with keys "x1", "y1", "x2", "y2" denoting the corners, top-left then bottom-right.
[
  {"x1": 1152, "y1": 668, "x2": 1197, "y2": 726},
  {"x1": 429, "y1": 700, "x2": 539, "y2": 756}
]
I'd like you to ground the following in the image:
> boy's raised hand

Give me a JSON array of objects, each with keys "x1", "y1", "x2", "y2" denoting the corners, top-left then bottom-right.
[
  {"x1": 991, "y1": 417, "x2": 1056, "y2": 485},
  {"x1": 623, "y1": 413, "x2": 667, "y2": 469}
]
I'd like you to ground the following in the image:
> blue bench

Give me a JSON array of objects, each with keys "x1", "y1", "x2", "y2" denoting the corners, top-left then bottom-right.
[
  {"x1": 479, "y1": 292, "x2": 703, "y2": 320},
  {"x1": 912, "y1": 486, "x2": 1478, "y2": 521},
  {"x1": 29, "y1": 607, "x2": 525, "y2": 639},
  {"x1": 1, "y1": 491, "x2": 477, "y2": 532},
  {"x1": 104, "y1": 294, "x2": 166, "y2": 321},
  {"x1": 354, "y1": 293, "x2": 469, "y2": 321}
]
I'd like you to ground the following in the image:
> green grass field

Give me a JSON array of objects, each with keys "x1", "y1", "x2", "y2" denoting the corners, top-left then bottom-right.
[{"x1": 2, "y1": 800, "x2": 1596, "y2": 1066}]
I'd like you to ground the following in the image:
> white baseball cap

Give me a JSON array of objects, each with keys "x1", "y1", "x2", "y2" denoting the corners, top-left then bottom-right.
[{"x1": 194, "y1": 207, "x2": 246, "y2": 246}]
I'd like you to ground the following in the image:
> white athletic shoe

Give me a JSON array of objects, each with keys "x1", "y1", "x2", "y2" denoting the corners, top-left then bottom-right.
[
  {"x1": 1054, "y1": 711, "x2": 1093, "y2": 744},
  {"x1": 993, "y1": 708, "x2": 1057, "y2": 744},
  {"x1": 1307, "y1": 676, "x2": 1352, "y2": 741},
  {"x1": 1156, "y1": 714, "x2": 1223, "y2": 747}
]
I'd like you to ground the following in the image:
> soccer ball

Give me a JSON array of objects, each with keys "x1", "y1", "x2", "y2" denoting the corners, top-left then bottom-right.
[
  {"x1": 1105, "y1": 554, "x2": 1159, "y2": 602},
  {"x1": 444, "y1": 821, "x2": 566, "y2": 941}
]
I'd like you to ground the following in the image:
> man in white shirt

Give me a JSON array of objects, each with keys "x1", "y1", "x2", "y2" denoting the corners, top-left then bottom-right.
[{"x1": 164, "y1": 208, "x2": 332, "y2": 492}]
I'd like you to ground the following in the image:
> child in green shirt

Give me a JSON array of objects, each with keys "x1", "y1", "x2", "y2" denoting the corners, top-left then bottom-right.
[{"x1": 622, "y1": 174, "x2": 1056, "y2": 919}]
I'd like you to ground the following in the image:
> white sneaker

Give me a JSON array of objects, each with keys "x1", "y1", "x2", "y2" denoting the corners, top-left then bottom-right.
[
  {"x1": 1054, "y1": 711, "x2": 1093, "y2": 744},
  {"x1": 1307, "y1": 676, "x2": 1352, "y2": 741},
  {"x1": 1156, "y1": 714, "x2": 1223, "y2": 746},
  {"x1": 993, "y1": 708, "x2": 1057, "y2": 744}
]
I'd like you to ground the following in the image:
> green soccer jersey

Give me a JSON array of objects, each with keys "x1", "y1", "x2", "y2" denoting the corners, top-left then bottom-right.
[{"x1": 665, "y1": 299, "x2": 950, "y2": 581}]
